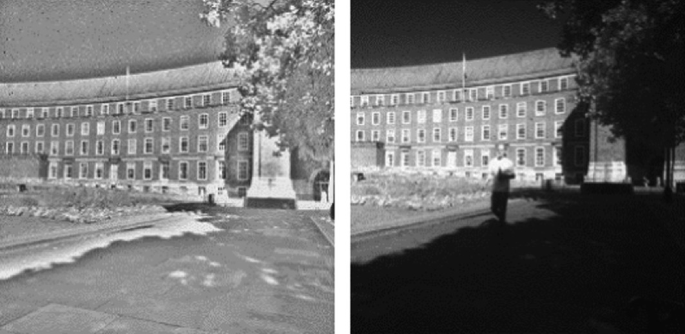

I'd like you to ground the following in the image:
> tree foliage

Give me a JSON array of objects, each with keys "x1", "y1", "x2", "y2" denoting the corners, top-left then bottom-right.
[
  {"x1": 540, "y1": 0, "x2": 685, "y2": 149},
  {"x1": 200, "y1": 0, "x2": 334, "y2": 162}
]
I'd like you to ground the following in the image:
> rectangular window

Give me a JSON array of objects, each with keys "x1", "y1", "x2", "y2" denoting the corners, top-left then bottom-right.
[
  {"x1": 432, "y1": 109, "x2": 442, "y2": 123},
  {"x1": 116, "y1": 103, "x2": 125, "y2": 115},
  {"x1": 432, "y1": 149, "x2": 441, "y2": 167},
  {"x1": 360, "y1": 95, "x2": 369, "y2": 107},
  {"x1": 574, "y1": 146, "x2": 586, "y2": 166},
  {"x1": 386, "y1": 151, "x2": 394, "y2": 167},
  {"x1": 96, "y1": 140, "x2": 104, "y2": 155},
  {"x1": 81, "y1": 122, "x2": 90, "y2": 136},
  {"x1": 417, "y1": 110, "x2": 426, "y2": 124},
  {"x1": 70, "y1": 106, "x2": 78, "y2": 117},
  {"x1": 372, "y1": 112, "x2": 380, "y2": 125},
  {"x1": 41, "y1": 108, "x2": 49, "y2": 118},
  {"x1": 464, "y1": 149, "x2": 474, "y2": 167},
  {"x1": 465, "y1": 126, "x2": 474, "y2": 142},
  {"x1": 101, "y1": 104, "x2": 109, "y2": 115},
  {"x1": 238, "y1": 132, "x2": 249, "y2": 151},
  {"x1": 218, "y1": 161, "x2": 226, "y2": 179},
  {"x1": 356, "y1": 112, "x2": 365, "y2": 125},
  {"x1": 237, "y1": 160, "x2": 249, "y2": 180},
  {"x1": 465, "y1": 107, "x2": 474, "y2": 121},
  {"x1": 498, "y1": 124, "x2": 508, "y2": 140},
  {"x1": 540, "y1": 80, "x2": 549, "y2": 92},
  {"x1": 222, "y1": 91, "x2": 231, "y2": 104},
  {"x1": 387, "y1": 112, "x2": 395, "y2": 125},
  {"x1": 371, "y1": 130, "x2": 380, "y2": 141},
  {"x1": 433, "y1": 128, "x2": 441, "y2": 142},
  {"x1": 449, "y1": 127, "x2": 457, "y2": 142},
  {"x1": 202, "y1": 94, "x2": 211, "y2": 107},
  {"x1": 199, "y1": 113, "x2": 209, "y2": 129},
  {"x1": 555, "y1": 98, "x2": 566, "y2": 114},
  {"x1": 145, "y1": 118, "x2": 154, "y2": 133},
  {"x1": 111, "y1": 139, "x2": 120, "y2": 155},
  {"x1": 36, "y1": 124, "x2": 45, "y2": 137},
  {"x1": 402, "y1": 110, "x2": 411, "y2": 124},
  {"x1": 449, "y1": 108, "x2": 457, "y2": 122},
  {"x1": 180, "y1": 116, "x2": 189, "y2": 130},
  {"x1": 144, "y1": 138, "x2": 154, "y2": 154},
  {"x1": 535, "y1": 122, "x2": 545, "y2": 138},
  {"x1": 143, "y1": 162, "x2": 153, "y2": 180},
  {"x1": 499, "y1": 104, "x2": 508, "y2": 119},
  {"x1": 486, "y1": 86, "x2": 494, "y2": 99},
  {"x1": 401, "y1": 129, "x2": 410, "y2": 143},
  {"x1": 21, "y1": 124, "x2": 30, "y2": 137},
  {"x1": 516, "y1": 148, "x2": 526, "y2": 167},
  {"x1": 160, "y1": 161, "x2": 170, "y2": 180},
  {"x1": 133, "y1": 102, "x2": 140, "y2": 113},
  {"x1": 80, "y1": 140, "x2": 89, "y2": 155},
  {"x1": 198, "y1": 135, "x2": 208, "y2": 152},
  {"x1": 555, "y1": 121, "x2": 563, "y2": 138},
  {"x1": 503, "y1": 85, "x2": 512, "y2": 98},
  {"x1": 127, "y1": 139, "x2": 137, "y2": 155},
  {"x1": 417, "y1": 129, "x2": 425, "y2": 143},
  {"x1": 7, "y1": 125, "x2": 16, "y2": 137},
  {"x1": 406, "y1": 93, "x2": 414, "y2": 105},
  {"x1": 560, "y1": 77, "x2": 569, "y2": 90},
  {"x1": 481, "y1": 149, "x2": 490, "y2": 167},
  {"x1": 112, "y1": 120, "x2": 120, "y2": 134},
  {"x1": 179, "y1": 137, "x2": 189, "y2": 153},
  {"x1": 536, "y1": 100, "x2": 546, "y2": 116},
  {"x1": 148, "y1": 100, "x2": 157, "y2": 112},
  {"x1": 516, "y1": 102, "x2": 526, "y2": 118},
  {"x1": 127, "y1": 163, "x2": 136, "y2": 180},
  {"x1": 521, "y1": 82, "x2": 530, "y2": 95},
  {"x1": 49, "y1": 162, "x2": 58, "y2": 179},
  {"x1": 197, "y1": 161, "x2": 207, "y2": 180},
  {"x1": 20, "y1": 141, "x2": 29, "y2": 154},
  {"x1": 167, "y1": 98, "x2": 174, "y2": 111},
  {"x1": 575, "y1": 119, "x2": 586, "y2": 137},
  {"x1": 218, "y1": 135, "x2": 226, "y2": 152},
  {"x1": 5, "y1": 142, "x2": 14, "y2": 154},
  {"x1": 517, "y1": 124, "x2": 526, "y2": 140},
  {"x1": 11, "y1": 109, "x2": 19, "y2": 119},
  {"x1": 437, "y1": 91, "x2": 445, "y2": 103},
  {"x1": 161, "y1": 137, "x2": 171, "y2": 154},
  {"x1": 469, "y1": 88, "x2": 477, "y2": 102},
  {"x1": 27, "y1": 108, "x2": 34, "y2": 118},
  {"x1": 482, "y1": 105, "x2": 491, "y2": 120},
  {"x1": 50, "y1": 141, "x2": 58, "y2": 155},
  {"x1": 35, "y1": 141, "x2": 44, "y2": 154},
  {"x1": 386, "y1": 129, "x2": 395, "y2": 143},
  {"x1": 85, "y1": 105, "x2": 93, "y2": 116},
  {"x1": 79, "y1": 162, "x2": 88, "y2": 179},
  {"x1": 184, "y1": 96, "x2": 193, "y2": 109},
  {"x1": 452, "y1": 90, "x2": 462, "y2": 102},
  {"x1": 356, "y1": 130, "x2": 365, "y2": 142},
  {"x1": 401, "y1": 152, "x2": 409, "y2": 167},
  {"x1": 93, "y1": 162, "x2": 103, "y2": 179},
  {"x1": 65, "y1": 140, "x2": 74, "y2": 155},
  {"x1": 128, "y1": 120, "x2": 136, "y2": 133},
  {"x1": 96, "y1": 122, "x2": 105, "y2": 135},
  {"x1": 179, "y1": 161, "x2": 188, "y2": 180},
  {"x1": 535, "y1": 147, "x2": 545, "y2": 167},
  {"x1": 421, "y1": 92, "x2": 429, "y2": 104},
  {"x1": 218, "y1": 112, "x2": 227, "y2": 127},
  {"x1": 56, "y1": 107, "x2": 63, "y2": 118},
  {"x1": 162, "y1": 117, "x2": 171, "y2": 131},
  {"x1": 375, "y1": 95, "x2": 384, "y2": 106},
  {"x1": 416, "y1": 150, "x2": 425, "y2": 167},
  {"x1": 482, "y1": 125, "x2": 491, "y2": 141},
  {"x1": 391, "y1": 94, "x2": 399, "y2": 106},
  {"x1": 64, "y1": 164, "x2": 73, "y2": 179}
]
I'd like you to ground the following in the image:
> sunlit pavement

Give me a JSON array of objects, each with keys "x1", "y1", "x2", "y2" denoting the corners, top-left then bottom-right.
[
  {"x1": 352, "y1": 193, "x2": 684, "y2": 333},
  {"x1": 0, "y1": 208, "x2": 333, "y2": 334}
]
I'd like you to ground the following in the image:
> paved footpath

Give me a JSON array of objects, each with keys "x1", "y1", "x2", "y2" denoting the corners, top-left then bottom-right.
[
  {"x1": 0, "y1": 207, "x2": 333, "y2": 334},
  {"x1": 352, "y1": 193, "x2": 684, "y2": 333}
]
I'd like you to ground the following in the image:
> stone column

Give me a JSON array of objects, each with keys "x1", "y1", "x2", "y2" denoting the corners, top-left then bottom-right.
[{"x1": 245, "y1": 128, "x2": 297, "y2": 208}]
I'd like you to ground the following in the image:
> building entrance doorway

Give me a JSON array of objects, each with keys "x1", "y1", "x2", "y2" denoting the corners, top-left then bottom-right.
[{"x1": 313, "y1": 170, "x2": 330, "y2": 202}]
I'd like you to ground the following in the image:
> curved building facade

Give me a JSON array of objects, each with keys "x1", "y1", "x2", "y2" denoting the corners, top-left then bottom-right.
[
  {"x1": 0, "y1": 62, "x2": 256, "y2": 200},
  {"x1": 351, "y1": 48, "x2": 591, "y2": 183}
]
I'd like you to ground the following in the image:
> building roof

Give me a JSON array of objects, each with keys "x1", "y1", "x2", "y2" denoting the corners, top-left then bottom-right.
[
  {"x1": 351, "y1": 48, "x2": 575, "y2": 94},
  {"x1": 0, "y1": 62, "x2": 239, "y2": 108}
]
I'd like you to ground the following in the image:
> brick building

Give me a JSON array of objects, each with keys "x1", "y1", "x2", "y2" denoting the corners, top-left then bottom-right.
[
  {"x1": 0, "y1": 62, "x2": 329, "y2": 201},
  {"x1": 351, "y1": 48, "x2": 591, "y2": 183}
]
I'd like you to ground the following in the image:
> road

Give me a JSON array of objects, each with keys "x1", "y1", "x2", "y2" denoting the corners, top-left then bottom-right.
[
  {"x1": 352, "y1": 194, "x2": 684, "y2": 333},
  {"x1": 0, "y1": 208, "x2": 334, "y2": 334}
]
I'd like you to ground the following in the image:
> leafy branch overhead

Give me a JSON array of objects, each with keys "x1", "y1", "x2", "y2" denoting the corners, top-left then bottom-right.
[{"x1": 200, "y1": 0, "x2": 334, "y2": 162}]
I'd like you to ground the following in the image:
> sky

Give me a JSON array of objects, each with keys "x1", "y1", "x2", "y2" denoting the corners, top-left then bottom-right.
[
  {"x1": 0, "y1": 0, "x2": 230, "y2": 82},
  {"x1": 351, "y1": 0, "x2": 565, "y2": 69}
]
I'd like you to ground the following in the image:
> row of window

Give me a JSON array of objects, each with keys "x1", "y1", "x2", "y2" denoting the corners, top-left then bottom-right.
[
  {"x1": 48, "y1": 159, "x2": 249, "y2": 182},
  {"x1": 351, "y1": 76, "x2": 573, "y2": 108},
  {"x1": 3, "y1": 112, "x2": 234, "y2": 139},
  {"x1": 385, "y1": 145, "x2": 586, "y2": 168},
  {"x1": 0, "y1": 90, "x2": 236, "y2": 120},
  {"x1": 355, "y1": 98, "x2": 566, "y2": 126},
  {"x1": 3, "y1": 133, "x2": 249, "y2": 156},
  {"x1": 355, "y1": 119, "x2": 587, "y2": 143}
]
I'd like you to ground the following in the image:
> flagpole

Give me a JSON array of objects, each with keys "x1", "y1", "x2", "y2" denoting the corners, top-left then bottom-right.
[{"x1": 462, "y1": 53, "x2": 466, "y2": 101}]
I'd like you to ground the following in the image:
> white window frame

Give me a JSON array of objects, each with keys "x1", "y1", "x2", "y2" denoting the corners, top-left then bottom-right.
[
  {"x1": 80, "y1": 140, "x2": 89, "y2": 155},
  {"x1": 7, "y1": 124, "x2": 15, "y2": 137},
  {"x1": 401, "y1": 129, "x2": 410, "y2": 143},
  {"x1": 535, "y1": 100, "x2": 546, "y2": 116},
  {"x1": 127, "y1": 138, "x2": 137, "y2": 155},
  {"x1": 65, "y1": 140, "x2": 74, "y2": 156},
  {"x1": 144, "y1": 118, "x2": 154, "y2": 133},
  {"x1": 432, "y1": 127, "x2": 441, "y2": 142},
  {"x1": 498, "y1": 124, "x2": 508, "y2": 140},
  {"x1": 416, "y1": 150, "x2": 425, "y2": 167},
  {"x1": 386, "y1": 129, "x2": 396, "y2": 143},
  {"x1": 112, "y1": 120, "x2": 121, "y2": 134},
  {"x1": 360, "y1": 95, "x2": 369, "y2": 107},
  {"x1": 503, "y1": 84, "x2": 512, "y2": 98},
  {"x1": 387, "y1": 111, "x2": 395, "y2": 125},
  {"x1": 372, "y1": 112, "x2": 380, "y2": 125},
  {"x1": 101, "y1": 104, "x2": 109, "y2": 115},
  {"x1": 449, "y1": 108, "x2": 458, "y2": 122},
  {"x1": 432, "y1": 149, "x2": 441, "y2": 167},
  {"x1": 449, "y1": 127, "x2": 457, "y2": 142},
  {"x1": 465, "y1": 126, "x2": 474, "y2": 142},
  {"x1": 482, "y1": 105, "x2": 491, "y2": 120},
  {"x1": 198, "y1": 135, "x2": 209, "y2": 152},
  {"x1": 517, "y1": 123, "x2": 527, "y2": 140},
  {"x1": 144, "y1": 137, "x2": 154, "y2": 154},
  {"x1": 96, "y1": 122, "x2": 105, "y2": 135},
  {"x1": 356, "y1": 112, "x2": 365, "y2": 125},
  {"x1": 35, "y1": 141, "x2": 44, "y2": 154},
  {"x1": 218, "y1": 112, "x2": 227, "y2": 127},
  {"x1": 555, "y1": 98, "x2": 566, "y2": 114},
  {"x1": 516, "y1": 102, "x2": 526, "y2": 118},
  {"x1": 81, "y1": 122, "x2": 90, "y2": 136},
  {"x1": 499, "y1": 104, "x2": 508, "y2": 119},
  {"x1": 96, "y1": 140, "x2": 104, "y2": 155},
  {"x1": 149, "y1": 100, "x2": 158, "y2": 112},
  {"x1": 180, "y1": 116, "x2": 189, "y2": 130},
  {"x1": 199, "y1": 113, "x2": 209, "y2": 129},
  {"x1": 179, "y1": 136, "x2": 189, "y2": 153},
  {"x1": 22, "y1": 124, "x2": 30, "y2": 137},
  {"x1": 464, "y1": 149, "x2": 474, "y2": 167},
  {"x1": 432, "y1": 109, "x2": 442, "y2": 123},
  {"x1": 481, "y1": 125, "x2": 491, "y2": 141},
  {"x1": 417, "y1": 110, "x2": 426, "y2": 124},
  {"x1": 486, "y1": 86, "x2": 494, "y2": 99},
  {"x1": 555, "y1": 121, "x2": 563, "y2": 138},
  {"x1": 535, "y1": 147, "x2": 545, "y2": 167},
  {"x1": 179, "y1": 161, "x2": 189, "y2": 180},
  {"x1": 162, "y1": 137, "x2": 171, "y2": 154},
  {"x1": 402, "y1": 110, "x2": 411, "y2": 124},
  {"x1": 535, "y1": 122, "x2": 545, "y2": 139},
  {"x1": 520, "y1": 82, "x2": 530, "y2": 95},
  {"x1": 127, "y1": 162, "x2": 136, "y2": 180},
  {"x1": 111, "y1": 139, "x2": 120, "y2": 155},
  {"x1": 516, "y1": 148, "x2": 526, "y2": 167},
  {"x1": 417, "y1": 128, "x2": 426, "y2": 143},
  {"x1": 128, "y1": 120, "x2": 136, "y2": 134},
  {"x1": 66, "y1": 123, "x2": 75, "y2": 137},
  {"x1": 465, "y1": 107, "x2": 474, "y2": 121},
  {"x1": 356, "y1": 130, "x2": 365, "y2": 142},
  {"x1": 481, "y1": 149, "x2": 490, "y2": 167},
  {"x1": 85, "y1": 105, "x2": 93, "y2": 116},
  {"x1": 371, "y1": 130, "x2": 380, "y2": 141},
  {"x1": 197, "y1": 161, "x2": 207, "y2": 180}
]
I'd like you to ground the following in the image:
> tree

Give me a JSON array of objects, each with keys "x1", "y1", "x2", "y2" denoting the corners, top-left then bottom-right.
[
  {"x1": 540, "y1": 0, "x2": 685, "y2": 189},
  {"x1": 200, "y1": 0, "x2": 334, "y2": 200}
]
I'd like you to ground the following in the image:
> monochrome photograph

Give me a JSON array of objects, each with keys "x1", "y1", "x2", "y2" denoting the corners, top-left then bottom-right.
[
  {"x1": 0, "y1": 0, "x2": 334, "y2": 333},
  {"x1": 350, "y1": 0, "x2": 684, "y2": 332}
]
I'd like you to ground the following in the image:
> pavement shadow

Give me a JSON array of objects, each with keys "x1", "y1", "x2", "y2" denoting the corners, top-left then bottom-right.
[{"x1": 352, "y1": 192, "x2": 684, "y2": 333}]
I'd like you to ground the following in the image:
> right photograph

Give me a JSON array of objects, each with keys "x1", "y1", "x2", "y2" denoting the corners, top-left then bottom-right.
[{"x1": 350, "y1": 0, "x2": 685, "y2": 333}]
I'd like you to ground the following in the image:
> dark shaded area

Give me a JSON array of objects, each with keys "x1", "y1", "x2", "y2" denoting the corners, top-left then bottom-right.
[{"x1": 352, "y1": 192, "x2": 684, "y2": 333}]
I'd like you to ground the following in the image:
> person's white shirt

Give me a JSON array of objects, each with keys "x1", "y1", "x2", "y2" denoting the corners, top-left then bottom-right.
[{"x1": 488, "y1": 155, "x2": 515, "y2": 192}]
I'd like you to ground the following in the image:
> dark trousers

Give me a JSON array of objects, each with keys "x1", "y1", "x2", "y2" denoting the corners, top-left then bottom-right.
[{"x1": 491, "y1": 191, "x2": 509, "y2": 223}]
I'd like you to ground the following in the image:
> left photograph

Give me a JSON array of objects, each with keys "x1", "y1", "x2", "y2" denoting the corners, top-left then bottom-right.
[{"x1": 0, "y1": 0, "x2": 334, "y2": 333}]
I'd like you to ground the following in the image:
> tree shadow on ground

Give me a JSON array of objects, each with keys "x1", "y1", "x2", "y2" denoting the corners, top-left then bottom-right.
[{"x1": 352, "y1": 192, "x2": 684, "y2": 333}]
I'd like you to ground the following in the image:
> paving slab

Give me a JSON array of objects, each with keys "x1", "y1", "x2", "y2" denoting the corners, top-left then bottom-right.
[
  {"x1": 1, "y1": 303, "x2": 118, "y2": 334},
  {"x1": 95, "y1": 316, "x2": 184, "y2": 334}
]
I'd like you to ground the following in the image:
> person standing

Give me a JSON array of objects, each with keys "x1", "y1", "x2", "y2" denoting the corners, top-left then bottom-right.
[{"x1": 487, "y1": 145, "x2": 515, "y2": 224}]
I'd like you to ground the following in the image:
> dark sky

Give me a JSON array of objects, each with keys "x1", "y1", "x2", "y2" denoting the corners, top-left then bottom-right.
[
  {"x1": 0, "y1": 0, "x2": 230, "y2": 82},
  {"x1": 352, "y1": 0, "x2": 564, "y2": 69}
]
